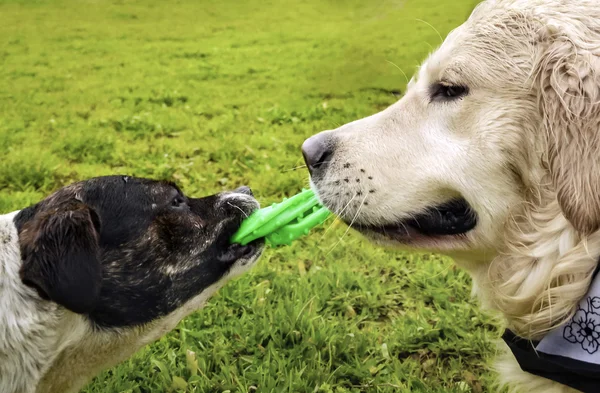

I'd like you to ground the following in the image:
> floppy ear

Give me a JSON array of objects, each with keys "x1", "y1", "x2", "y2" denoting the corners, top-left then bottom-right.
[
  {"x1": 537, "y1": 33, "x2": 600, "y2": 234},
  {"x1": 19, "y1": 200, "x2": 102, "y2": 314}
]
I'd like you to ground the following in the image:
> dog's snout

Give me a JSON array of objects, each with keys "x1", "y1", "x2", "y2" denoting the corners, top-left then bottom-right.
[
  {"x1": 302, "y1": 133, "x2": 332, "y2": 175},
  {"x1": 233, "y1": 186, "x2": 253, "y2": 196},
  {"x1": 219, "y1": 186, "x2": 260, "y2": 215}
]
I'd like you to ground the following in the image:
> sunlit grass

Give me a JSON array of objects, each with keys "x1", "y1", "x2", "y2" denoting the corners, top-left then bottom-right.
[{"x1": 0, "y1": 0, "x2": 501, "y2": 391}]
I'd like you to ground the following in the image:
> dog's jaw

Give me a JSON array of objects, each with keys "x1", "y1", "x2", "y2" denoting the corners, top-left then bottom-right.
[{"x1": 35, "y1": 251, "x2": 263, "y2": 393}]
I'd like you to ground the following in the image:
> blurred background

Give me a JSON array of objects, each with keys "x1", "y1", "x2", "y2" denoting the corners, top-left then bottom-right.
[{"x1": 0, "y1": 0, "x2": 499, "y2": 392}]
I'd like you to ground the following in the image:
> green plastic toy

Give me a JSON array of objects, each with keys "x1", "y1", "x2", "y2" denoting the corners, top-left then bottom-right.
[{"x1": 230, "y1": 189, "x2": 331, "y2": 246}]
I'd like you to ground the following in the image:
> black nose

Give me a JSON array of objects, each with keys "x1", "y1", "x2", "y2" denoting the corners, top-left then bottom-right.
[
  {"x1": 302, "y1": 133, "x2": 332, "y2": 175},
  {"x1": 233, "y1": 186, "x2": 253, "y2": 196}
]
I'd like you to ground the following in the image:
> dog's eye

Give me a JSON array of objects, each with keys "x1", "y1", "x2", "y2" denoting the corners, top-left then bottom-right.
[
  {"x1": 430, "y1": 83, "x2": 468, "y2": 102},
  {"x1": 170, "y1": 196, "x2": 187, "y2": 209}
]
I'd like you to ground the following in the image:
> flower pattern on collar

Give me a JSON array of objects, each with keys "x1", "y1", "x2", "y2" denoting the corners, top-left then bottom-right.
[{"x1": 563, "y1": 297, "x2": 600, "y2": 354}]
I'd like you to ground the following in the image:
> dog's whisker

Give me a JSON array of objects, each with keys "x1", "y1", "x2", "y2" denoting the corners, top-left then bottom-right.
[
  {"x1": 331, "y1": 193, "x2": 358, "y2": 218},
  {"x1": 326, "y1": 194, "x2": 368, "y2": 256},
  {"x1": 415, "y1": 18, "x2": 443, "y2": 43},
  {"x1": 321, "y1": 193, "x2": 358, "y2": 239},
  {"x1": 421, "y1": 40, "x2": 435, "y2": 53},
  {"x1": 386, "y1": 60, "x2": 410, "y2": 84},
  {"x1": 227, "y1": 202, "x2": 249, "y2": 218},
  {"x1": 380, "y1": 224, "x2": 388, "y2": 238},
  {"x1": 281, "y1": 164, "x2": 308, "y2": 173},
  {"x1": 282, "y1": 161, "x2": 336, "y2": 173}
]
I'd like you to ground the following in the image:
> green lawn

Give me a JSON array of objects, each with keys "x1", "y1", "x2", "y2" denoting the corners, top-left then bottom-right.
[{"x1": 0, "y1": 0, "x2": 502, "y2": 392}]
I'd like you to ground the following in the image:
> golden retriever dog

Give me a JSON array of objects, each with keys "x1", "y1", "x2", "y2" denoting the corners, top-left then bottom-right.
[{"x1": 302, "y1": 0, "x2": 600, "y2": 392}]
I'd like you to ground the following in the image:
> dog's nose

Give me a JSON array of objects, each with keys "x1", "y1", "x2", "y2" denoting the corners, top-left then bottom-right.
[
  {"x1": 302, "y1": 133, "x2": 332, "y2": 175},
  {"x1": 233, "y1": 186, "x2": 253, "y2": 196}
]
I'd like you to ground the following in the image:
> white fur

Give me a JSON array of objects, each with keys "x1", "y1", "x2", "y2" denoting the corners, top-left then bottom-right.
[
  {"x1": 0, "y1": 206, "x2": 261, "y2": 393},
  {"x1": 312, "y1": 1, "x2": 600, "y2": 391},
  {"x1": 0, "y1": 211, "x2": 85, "y2": 393}
]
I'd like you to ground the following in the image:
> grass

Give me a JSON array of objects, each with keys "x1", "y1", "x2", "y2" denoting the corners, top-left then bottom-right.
[{"x1": 0, "y1": 0, "x2": 503, "y2": 392}]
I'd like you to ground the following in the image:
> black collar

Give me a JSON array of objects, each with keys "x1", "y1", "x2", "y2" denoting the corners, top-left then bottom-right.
[
  {"x1": 503, "y1": 264, "x2": 600, "y2": 392},
  {"x1": 503, "y1": 329, "x2": 600, "y2": 392}
]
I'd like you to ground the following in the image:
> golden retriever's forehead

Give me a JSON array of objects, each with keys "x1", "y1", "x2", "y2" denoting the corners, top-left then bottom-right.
[
  {"x1": 418, "y1": 28, "x2": 475, "y2": 85},
  {"x1": 419, "y1": 9, "x2": 540, "y2": 88}
]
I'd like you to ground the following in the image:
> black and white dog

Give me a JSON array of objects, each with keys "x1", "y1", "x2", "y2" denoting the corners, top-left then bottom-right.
[{"x1": 0, "y1": 175, "x2": 264, "y2": 393}]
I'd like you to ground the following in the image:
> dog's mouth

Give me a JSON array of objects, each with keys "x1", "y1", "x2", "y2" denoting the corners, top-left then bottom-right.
[
  {"x1": 217, "y1": 197, "x2": 265, "y2": 265},
  {"x1": 218, "y1": 239, "x2": 264, "y2": 264},
  {"x1": 352, "y1": 198, "x2": 477, "y2": 243}
]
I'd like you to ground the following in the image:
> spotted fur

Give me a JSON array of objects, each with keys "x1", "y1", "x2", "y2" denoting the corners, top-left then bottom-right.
[{"x1": 0, "y1": 176, "x2": 263, "y2": 393}]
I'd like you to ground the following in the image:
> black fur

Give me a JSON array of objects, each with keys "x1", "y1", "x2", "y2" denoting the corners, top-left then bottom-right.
[
  {"x1": 19, "y1": 200, "x2": 102, "y2": 314},
  {"x1": 15, "y1": 176, "x2": 260, "y2": 328}
]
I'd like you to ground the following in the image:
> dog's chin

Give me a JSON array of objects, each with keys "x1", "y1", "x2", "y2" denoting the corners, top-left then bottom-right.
[
  {"x1": 219, "y1": 239, "x2": 265, "y2": 279},
  {"x1": 218, "y1": 239, "x2": 264, "y2": 261},
  {"x1": 347, "y1": 199, "x2": 478, "y2": 251}
]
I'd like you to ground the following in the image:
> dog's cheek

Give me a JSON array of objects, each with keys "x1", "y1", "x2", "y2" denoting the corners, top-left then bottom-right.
[{"x1": 152, "y1": 215, "x2": 196, "y2": 251}]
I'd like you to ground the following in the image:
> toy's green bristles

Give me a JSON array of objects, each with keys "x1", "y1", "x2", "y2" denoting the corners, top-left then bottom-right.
[{"x1": 230, "y1": 189, "x2": 331, "y2": 247}]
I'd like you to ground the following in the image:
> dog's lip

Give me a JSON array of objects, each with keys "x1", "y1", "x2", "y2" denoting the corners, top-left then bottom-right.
[
  {"x1": 216, "y1": 199, "x2": 263, "y2": 264},
  {"x1": 352, "y1": 223, "x2": 468, "y2": 248},
  {"x1": 355, "y1": 222, "x2": 419, "y2": 238},
  {"x1": 345, "y1": 198, "x2": 477, "y2": 241},
  {"x1": 218, "y1": 239, "x2": 264, "y2": 264}
]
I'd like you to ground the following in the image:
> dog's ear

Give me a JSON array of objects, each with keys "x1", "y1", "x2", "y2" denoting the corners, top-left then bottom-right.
[
  {"x1": 537, "y1": 32, "x2": 600, "y2": 234},
  {"x1": 19, "y1": 200, "x2": 102, "y2": 314}
]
